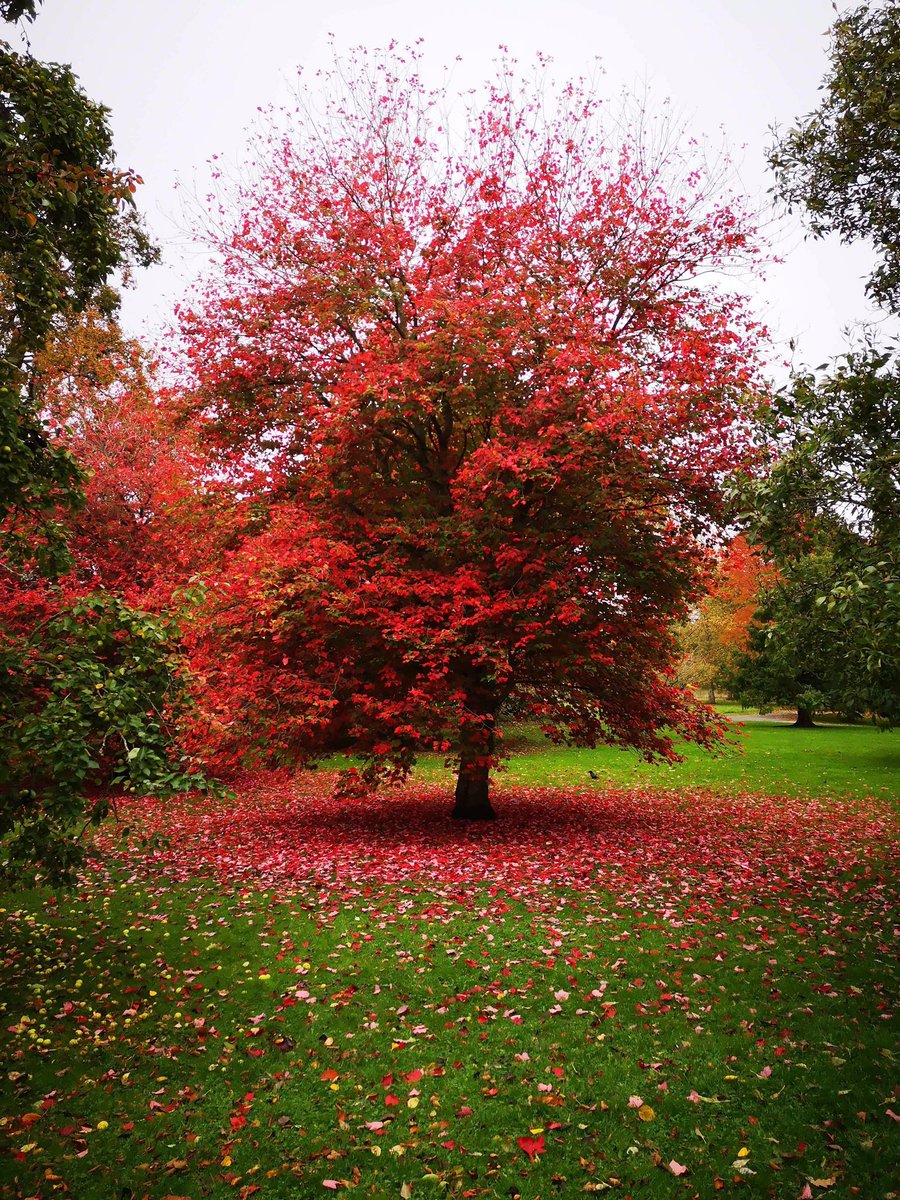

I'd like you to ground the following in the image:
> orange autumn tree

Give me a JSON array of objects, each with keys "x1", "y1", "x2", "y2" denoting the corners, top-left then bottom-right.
[
  {"x1": 32, "y1": 307, "x2": 234, "y2": 608},
  {"x1": 676, "y1": 536, "x2": 772, "y2": 703}
]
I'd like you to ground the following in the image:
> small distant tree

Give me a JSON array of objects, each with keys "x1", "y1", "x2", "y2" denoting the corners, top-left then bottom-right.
[
  {"x1": 676, "y1": 537, "x2": 770, "y2": 704},
  {"x1": 727, "y1": 553, "x2": 851, "y2": 727},
  {"x1": 180, "y1": 47, "x2": 767, "y2": 818}
]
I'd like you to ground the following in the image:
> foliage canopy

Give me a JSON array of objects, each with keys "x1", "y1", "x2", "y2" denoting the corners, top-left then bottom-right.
[
  {"x1": 179, "y1": 48, "x2": 766, "y2": 816},
  {"x1": 732, "y1": 347, "x2": 900, "y2": 725},
  {"x1": 769, "y1": 0, "x2": 900, "y2": 310}
]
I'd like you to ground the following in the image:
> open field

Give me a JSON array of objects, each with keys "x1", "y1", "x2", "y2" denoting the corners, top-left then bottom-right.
[
  {"x1": 414, "y1": 718, "x2": 900, "y2": 803},
  {"x1": 1, "y1": 722, "x2": 897, "y2": 1200}
]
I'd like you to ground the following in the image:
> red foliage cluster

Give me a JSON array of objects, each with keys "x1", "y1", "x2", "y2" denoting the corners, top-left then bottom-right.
[
  {"x1": 173, "y1": 48, "x2": 769, "y2": 806},
  {"x1": 0, "y1": 312, "x2": 228, "y2": 641},
  {"x1": 709, "y1": 536, "x2": 774, "y2": 653},
  {"x1": 36, "y1": 314, "x2": 232, "y2": 610}
]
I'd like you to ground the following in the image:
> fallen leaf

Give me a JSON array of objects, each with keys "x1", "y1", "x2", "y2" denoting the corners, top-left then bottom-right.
[{"x1": 517, "y1": 1134, "x2": 546, "y2": 1162}]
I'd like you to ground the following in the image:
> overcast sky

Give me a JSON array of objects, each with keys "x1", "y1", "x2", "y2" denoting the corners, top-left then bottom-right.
[{"x1": 18, "y1": 0, "x2": 894, "y2": 376}]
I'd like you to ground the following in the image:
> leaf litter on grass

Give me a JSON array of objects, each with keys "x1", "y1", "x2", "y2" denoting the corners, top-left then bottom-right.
[{"x1": 0, "y1": 774, "x2": 896, "y2": 1199}]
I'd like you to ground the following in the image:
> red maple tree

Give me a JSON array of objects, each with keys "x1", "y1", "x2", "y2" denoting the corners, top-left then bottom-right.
[
  {"x1": 179, "y1": 48, "x2": 767, "y2": 818},
  {"x1": 30, "y1": 310, "x2": 233, "y2": 610},
  {"x1": 0, "y1": 307, "x2": 231, "y2": 712}
]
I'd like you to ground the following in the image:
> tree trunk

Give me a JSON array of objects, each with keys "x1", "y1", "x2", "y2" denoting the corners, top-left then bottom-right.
[
  {"x1": 707, "y1": 685, "x2": 716, "y2": 705},
  {"x1": 794, "y1": 705, "x2": 816, "y2": 728},
  {"x1": 452, "y1": 753, "x2": 496, "y2": 820}
]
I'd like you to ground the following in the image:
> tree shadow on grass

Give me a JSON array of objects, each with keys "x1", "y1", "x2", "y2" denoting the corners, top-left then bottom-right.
[{"x1": 121, "y1": 775, "x2": 893, "y2": 905}]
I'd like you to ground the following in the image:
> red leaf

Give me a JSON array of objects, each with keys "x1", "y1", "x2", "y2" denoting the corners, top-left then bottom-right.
[{"x1": 517, "y1": 1134, "x2": 546, "y2": 1162}]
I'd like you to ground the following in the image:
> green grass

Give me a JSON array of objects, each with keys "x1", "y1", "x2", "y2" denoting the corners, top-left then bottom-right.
[
  {"x1": 0, "y1": 721, "x2": 896, "y2": 1199},
  {"x1": 2, "y1": 872, "x2": 896, "y2": 1200},
  {"x1": 412, "y1": 717, "x2": 900, "y2": 802}
]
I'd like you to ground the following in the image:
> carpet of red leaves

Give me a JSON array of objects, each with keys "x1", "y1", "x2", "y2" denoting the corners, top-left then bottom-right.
[{"x1": 96, "y1": 774, "x2": 896, "y2": 922}]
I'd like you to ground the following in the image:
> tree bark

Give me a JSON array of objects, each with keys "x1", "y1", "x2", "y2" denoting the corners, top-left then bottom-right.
[
  {"x1": 794, "y1": 705, "x2": 816, "y2": 728},
  {"x1": 452, "y1": 752, "x2": 496, "y2": 820},
  {"x1": 707, "y1": 685, "x2": 716, "y2": 705}
]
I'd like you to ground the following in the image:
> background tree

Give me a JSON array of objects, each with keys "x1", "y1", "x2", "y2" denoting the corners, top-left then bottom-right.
[
  {"x1": 32, "y1": 308, "x2": 235, "y2": 606},
  {"x1": 676, "y1": 536, "x2": 770, "y2": 703},
  {"x1": 737, "y1": 1, "x2": 900, "y2": 729},
  {"x1": 0, "y1": 21, "x2": 156, "y2": 566},
  {"x1": 0, "y1": 8, "x2": 211, "y2": 881},
  {"x1": 737, "y1": 0, "x2": 900, "y2": 726},
  {"x1": 732, "y1": 347, "x2": 900, "y2": 725},
  {"x1": 768, "y1": 0, "x2": 900, "y2": 308},
  {"x1": 0, "y1": 315, "x2": 224, "y2": 882},
  {"x1": 727, "y1": 552, "x2": 851, "y2": 727},
  {"x1": 179, "y1": 48, "x2": 766, "y2": 818}
]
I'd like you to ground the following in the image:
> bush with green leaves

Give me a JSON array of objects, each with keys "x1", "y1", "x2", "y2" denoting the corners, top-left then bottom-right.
[{"x1": 0, "y1": 591, "x2": 218, "y2": 882}]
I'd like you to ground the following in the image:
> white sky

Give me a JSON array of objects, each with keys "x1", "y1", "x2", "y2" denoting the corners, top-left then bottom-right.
[{"x1": 19, "y1": 0, "x2": 895, "y2": 376}]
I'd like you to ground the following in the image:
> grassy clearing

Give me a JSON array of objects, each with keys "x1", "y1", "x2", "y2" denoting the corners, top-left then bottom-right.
[
  {"x1": 412, "y1": 718, "x2": 899, "y2": 802},
  {"x1": 0, "y1": 723, "x2": 896, "y2": 1200}
]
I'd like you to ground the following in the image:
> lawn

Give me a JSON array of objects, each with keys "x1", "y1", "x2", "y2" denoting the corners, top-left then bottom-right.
[
  {"x1": 417, "y1": 717, "x2": 900, "y2": 802},
  {"x1": 0, "y1": 723, "x2": 897, "y2": 1200}
]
